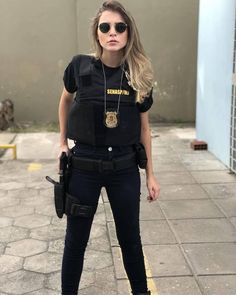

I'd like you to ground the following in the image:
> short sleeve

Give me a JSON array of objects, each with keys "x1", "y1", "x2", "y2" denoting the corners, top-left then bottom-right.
[
  {"x1": 136, "y1": 88, "x2": 153, "y2": 112},
  {"x1": 63, "y1": 60, "x2": 77, "y2": 93}
]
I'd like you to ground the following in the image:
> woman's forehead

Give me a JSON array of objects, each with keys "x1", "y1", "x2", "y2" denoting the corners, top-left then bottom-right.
[{"x1": 99, "y1": 10, "x2": 125, "y2": 23}]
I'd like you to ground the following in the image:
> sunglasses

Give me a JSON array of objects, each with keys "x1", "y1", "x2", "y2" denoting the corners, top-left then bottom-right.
[{"x1": 98, "y1": 22, "x2": 128, "y2": 34}]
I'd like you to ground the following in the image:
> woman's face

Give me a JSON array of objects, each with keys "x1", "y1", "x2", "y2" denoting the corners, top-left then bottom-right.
[{"x1": 97, "y1": 10, "x2": 128, "y2": 54}]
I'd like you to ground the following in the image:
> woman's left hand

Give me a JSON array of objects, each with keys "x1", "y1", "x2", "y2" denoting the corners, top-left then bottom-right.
[{"x1": 146, "y1": 174, "x2": 160, "y2": 202}]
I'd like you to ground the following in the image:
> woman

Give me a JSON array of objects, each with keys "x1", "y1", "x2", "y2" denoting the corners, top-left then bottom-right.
[{"x1": 58, "y1": 1, "x2": 160, "y2": 294}]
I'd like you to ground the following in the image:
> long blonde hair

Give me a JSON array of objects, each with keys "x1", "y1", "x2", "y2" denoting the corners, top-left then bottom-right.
[{"x1": 91, "y1": 0, "x2": 154, "y2": 102}]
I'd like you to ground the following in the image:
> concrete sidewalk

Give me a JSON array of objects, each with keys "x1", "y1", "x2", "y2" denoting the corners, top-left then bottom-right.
[{"x1": 0, "y1": 125, "x2": 236, "y2": 295}]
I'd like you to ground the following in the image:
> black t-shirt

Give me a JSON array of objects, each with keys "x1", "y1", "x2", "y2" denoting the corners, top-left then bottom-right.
[{"x1": 63, "y1": 55, "x2": 153, "y2": 113}]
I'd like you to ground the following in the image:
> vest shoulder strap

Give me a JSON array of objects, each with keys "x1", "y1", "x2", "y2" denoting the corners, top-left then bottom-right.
[{"x1": 76, "y1": 54, "x2": 94, "y2": 76}]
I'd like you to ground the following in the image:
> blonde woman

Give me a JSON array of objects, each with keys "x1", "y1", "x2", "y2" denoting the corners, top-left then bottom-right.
[{"x1": 58, "y1": 1, "x2": 160, "y2": 294}]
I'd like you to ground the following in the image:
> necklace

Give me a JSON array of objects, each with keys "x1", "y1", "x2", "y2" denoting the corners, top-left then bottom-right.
[{"x1": 101, "y1": 62, "x2": 124, "y2": 128}]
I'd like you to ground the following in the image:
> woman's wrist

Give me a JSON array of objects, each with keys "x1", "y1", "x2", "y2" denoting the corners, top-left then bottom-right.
[
  {"x1": 146, "y1": 169, "x2": 154, "y2": 178},
  {"x1": 60, "y1": 138, "x2": 68, "y2": 148}
]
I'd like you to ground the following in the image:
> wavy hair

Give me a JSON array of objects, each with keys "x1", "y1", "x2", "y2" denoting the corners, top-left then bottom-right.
[{"x1": 90, "y1": 0, "x2": 154, "y2": 102}]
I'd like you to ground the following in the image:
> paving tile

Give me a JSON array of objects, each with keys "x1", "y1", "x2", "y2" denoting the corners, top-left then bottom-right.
[
  {"x1": 14, "y1": 214, "x2": 51, "y2": 228},
  {"x1": 153, "y1": 162, "x2": 187, "y2": 172},
  {"x1": 201, "y1": 183, "x2": 236, "y2": 198},
  {"x1": 26, "y1": 181, "x2": 51, "y2": 189},
  {"x1": 39, "y1": 187, "x2": 53, "y2": 197},
  {"x1": 0, "y1": 255, "x2": 23, "y2": 275},
  {"x1": 30, "y1": 224, "x2": 65, "y2": 241},
  {"x1": 183, "y1": 243, "x2": 236, "y2": 275},
  {"x1": 0, "y1": 205, "x2": 34, "y2": 218},
  {"x1": 112, "y1": 244, "x2": 191, "y2": 279},
  {"x1": 35, "y1": 203, "x2": 56, "y2": 216},
  {"x1": 45, "y1": 271, "x2": 61, "y2": 291},
  {"x1": 139, "y1": 200, "x2": 165, "y2": 220},
  {"x1": 154, "y1": 171, "x2": 196, "y2": 185},
  {"x1": 0, "y1": 182, "x2": 25, "y2": 190},
  {"x1": 190, "y1": 171, "x2": 236, "y2": 184},
  {"x1": 20, "y1": 195, "x2": 52, "y2": 207},
  {"x1": 117, "y1": 279, "x2": 132, "y2": 295},
  {"x1": 93, "y1": 207, "x2": 106, "y2": 225},
  {"x1": 0, "y1": 196, "x2": 20, "y2": 208},
  {"x1": 180, "y1": 154, "x2": 227, "y2": 171},
  {"x1": 111, "y1": 247, "x2": 127, "y2": 279},
  {"x1": 140, "y1": 220, "x2": 177, "y2": 245},
  {"x1": 26, "y1": 289, "x2": 60, "y2": 295},
  {"x1": 107, "y1": 222, "x2": 118, "y2": 246},
  {"x1": 5, "y1": 239, "x2": 48, "y2": 257},
  {"x1": 153, "y1": 154, "x2": 182, "y2": 164},
  {"x1": 155, "y1": 184, "x2": 208, "y2": 200},
  {"x1": 80, "y1": 270, "x2": 96, "y2": 289},
  {"x1": 0, "y1": 217, "x2": 13, "y2": 227},
  {"x1": 0, "y1": 270, "x2": 45, "y2": 294},
  {"x1": 94, "y1": 266, "x2": 117, "y2": 293},
  {"x1": 78, "y1": 285, "x2": 117, "y2": 295},
  {"x1": 0, "y1": 190, "x2": 6, "y2": 197},
  {"x1": 214, "y1": 198, "x2": 236, "y2": 217},
  {"x1": 199, "y1": 275, "x2": 236, "y2": 295},
  {"x1": 104, "y1": 203, "x2": 114, "y2": 221},
  {"x1": 48, "y1": 238, "x2": 64, "y2": 254},
  {"x1": 159, "y1": 199, "x2": 224, "y2": 219},
  {"x1": 0, "y1": 226, "x2": 28, "y2": 243},
  {"x1": 89, "y1": 223, "x2": 107, "y2": 240},
  {"x1": 83, "y1": 249, "x2": 113, "y2": 271},
  {"x1": 51, "y1": 215, "x2": 67, "y2": 226},
  {"x1": 24, "y1": 252, "x2": 62, "y2": 273},
  {"x1": 143, "y1": 245, "x2": 191, "y2": 277},
  {"x1": 170, "y1": 218, "x2": 236, "y2": 243},
  {"x1": 87, "y1": 232, "x2": 111, "y2": 253},
  {"x1": 153, "y1": 276, "x2": 202, "y2": 295},
  {"x1": 231, "y1": 217, "x2": 236, "y2": 228},
  {"x1": 0, "y1": 243, "x2": 4, "y2": 255}
]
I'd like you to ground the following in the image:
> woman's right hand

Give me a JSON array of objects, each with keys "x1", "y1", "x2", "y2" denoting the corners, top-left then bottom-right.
[
  {"x1": 57, "y1": 144, "x2": 70, "y2": 172},
  {"x1": 58, "y1": 144, "x2": 70, "y2": 159}
]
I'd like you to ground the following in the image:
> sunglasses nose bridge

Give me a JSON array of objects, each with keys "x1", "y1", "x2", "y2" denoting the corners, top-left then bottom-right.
[{"x1": 109, "y1": 24, "x2": 117, "y2": 34}]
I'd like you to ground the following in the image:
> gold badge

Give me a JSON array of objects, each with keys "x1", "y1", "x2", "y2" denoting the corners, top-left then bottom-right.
[{"x1": 104, "y1": 111, "x2": 119, "y2": 128}]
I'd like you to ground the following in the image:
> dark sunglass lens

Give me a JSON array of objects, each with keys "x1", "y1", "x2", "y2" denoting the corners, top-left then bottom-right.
[
  {"x1": 99, "y1": 23, "x2": 110, "y2": 33},
  {"x1": 115, "y1": 22, "x2": 127, "y2": 33}
]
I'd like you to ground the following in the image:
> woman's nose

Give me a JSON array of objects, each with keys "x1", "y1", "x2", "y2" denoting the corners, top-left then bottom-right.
[{"x1": 109, "y1": 25, "x2": 117, "y2": 36}]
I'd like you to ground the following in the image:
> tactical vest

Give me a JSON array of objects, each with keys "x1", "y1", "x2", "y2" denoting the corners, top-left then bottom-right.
[{"x1": 66, "y1": 55, "x2": 141, "y2": 146}]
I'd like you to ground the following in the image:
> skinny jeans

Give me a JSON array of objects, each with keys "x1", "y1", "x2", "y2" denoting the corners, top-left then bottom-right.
[{"x1": 61, "y1": 143, "x2": 148, "y2": 295}]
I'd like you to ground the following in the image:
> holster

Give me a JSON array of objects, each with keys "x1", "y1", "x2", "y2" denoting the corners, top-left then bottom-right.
[
  {"x1": 134, "y1": 143, "x2": 148, "y2": 169},
  {"x1": 45, "y1": 151, "x2": 71, "y2": 218}
]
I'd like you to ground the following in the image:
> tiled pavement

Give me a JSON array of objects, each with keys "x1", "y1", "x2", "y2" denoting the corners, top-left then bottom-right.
[{"x1": 0, "y1": 124, "x2": 236, "y2": 295}]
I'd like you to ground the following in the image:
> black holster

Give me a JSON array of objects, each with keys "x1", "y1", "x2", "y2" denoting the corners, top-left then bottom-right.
[
  {"x1": 45, "y1": 151, "x2": 71, "y2": 218},
  {"x1": 134, "y1": 143, "x2": 148, "y2": 169}
]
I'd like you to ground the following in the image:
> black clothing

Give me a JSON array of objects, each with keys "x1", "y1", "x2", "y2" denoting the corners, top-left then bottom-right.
[
  {"x1": 61, "y1": 55, "x2": 153, "y2": 294},
  {"x1": 63, "y1": 55, "x2": 153, "y2": 146},
  {"x1": 61, "y1": 145, "x2": 148, "y2": 295}
]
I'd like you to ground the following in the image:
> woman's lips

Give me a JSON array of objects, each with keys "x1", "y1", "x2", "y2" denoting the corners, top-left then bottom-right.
[{"x1": 108, "y1": 40, "x2": 118, "y2": 43}]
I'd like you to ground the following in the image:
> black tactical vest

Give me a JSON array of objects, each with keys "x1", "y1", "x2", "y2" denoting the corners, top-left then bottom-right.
[{"x1": 66, "y1": 55, "x2": 141, "y2": 146}]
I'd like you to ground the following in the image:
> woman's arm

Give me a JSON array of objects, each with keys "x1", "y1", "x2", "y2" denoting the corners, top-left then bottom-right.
[
  {"x1": 58, "y1": 87, "x2": 74, "y2": 155},
  {"x1": 140, "y1": 111, "x2": 160, "y2": 202}
]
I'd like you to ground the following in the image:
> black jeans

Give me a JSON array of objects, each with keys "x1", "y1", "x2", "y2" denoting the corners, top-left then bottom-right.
[{"x1": 61, "y1": 143, "x2": 148, "y2": 295}]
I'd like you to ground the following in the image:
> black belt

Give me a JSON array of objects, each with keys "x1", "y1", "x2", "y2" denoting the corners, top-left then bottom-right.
[{"x1": 70, "y1": 152, "x2": 137, "y2": 172}]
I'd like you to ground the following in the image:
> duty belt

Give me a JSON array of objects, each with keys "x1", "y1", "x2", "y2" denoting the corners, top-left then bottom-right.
[{"x1": 70, "y1": 152, "x2": 137, "y2": 172}]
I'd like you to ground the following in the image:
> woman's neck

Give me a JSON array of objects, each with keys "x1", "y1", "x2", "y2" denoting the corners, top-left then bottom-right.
[{"x1": 101, "y1": 51, "x2": 124, "y2": 68}]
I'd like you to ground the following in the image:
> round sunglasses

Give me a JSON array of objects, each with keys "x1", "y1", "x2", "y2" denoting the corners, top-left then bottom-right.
[{"x1": 98, "y1": 22, "x2": 128, "y2": 34}]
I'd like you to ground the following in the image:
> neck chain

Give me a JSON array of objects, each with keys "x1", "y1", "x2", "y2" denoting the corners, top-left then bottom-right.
[{"x1": 101, "y1": 62, "x2": 124, "y2": 128}]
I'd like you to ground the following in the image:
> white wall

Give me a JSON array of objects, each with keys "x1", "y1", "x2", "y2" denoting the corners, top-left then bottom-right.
[{"x1": 196, "y1": 0, "x2": 235, "y2": 167}]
